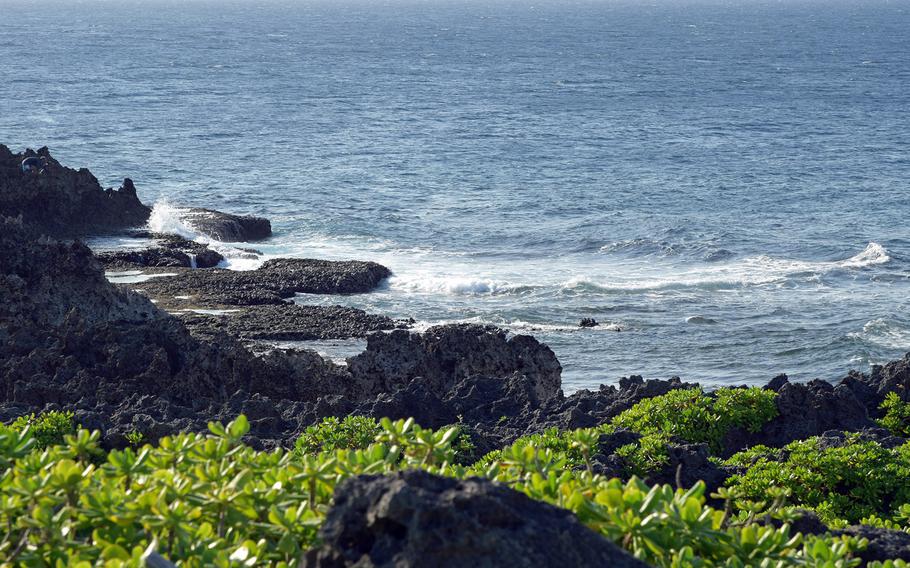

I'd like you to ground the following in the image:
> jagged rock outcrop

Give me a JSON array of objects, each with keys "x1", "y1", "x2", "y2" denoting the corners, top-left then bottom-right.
[
  {"x1": 303, "y1": 470, "x2": 648, "y2": 568},
  {"x1": 346, "y1": 325, "x2": 562, "y2": 401},
  {"x1": 0, "y1": 145, "x2": 150, "y2": 236},
  {"x1": 722, "y1": 376, "x2": 875, "y2": 456},
  {"x1": 181, "y1": 207, "x2": 272, "y2": 242}
]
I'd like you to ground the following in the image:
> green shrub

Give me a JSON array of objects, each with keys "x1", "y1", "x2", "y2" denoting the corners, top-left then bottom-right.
[
  {"x1": 724, "y1": 434, "x2": 910, "y2": 525},
  {"x1": 294, "y1": 415, "x2": 475, "y2": 464},
  {"x1": 610, "y1": 387, "x2": 778, "y2": 453},
  {"x1": 9, "y1": 410, "x2": 76, "y2": 450},
  {"x1": 294, "y1": 415, "x2": 382, "y2": 455},
  {"x1": 125, "y1": 430, "x2": 146, "y2": 448},
  {"x1": 878, "y1": 392, "x2": 910, "y2": 437},
  {"x1": 0, "y1": 415, "x2": 874, "y2": 567},
  {"x1": 615, "y1": 433, "x2": 671, "y2": 477}
]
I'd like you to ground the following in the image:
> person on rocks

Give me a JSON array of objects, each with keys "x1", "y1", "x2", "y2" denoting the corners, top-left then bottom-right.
[{"x1": 20, "y1": 156, "x2": 46, "y2": 175}]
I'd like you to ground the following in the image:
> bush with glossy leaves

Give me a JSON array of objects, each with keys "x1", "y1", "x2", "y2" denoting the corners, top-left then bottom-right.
[{"x1": 0, "y1": 415, "x2": 879, "y2": 567}]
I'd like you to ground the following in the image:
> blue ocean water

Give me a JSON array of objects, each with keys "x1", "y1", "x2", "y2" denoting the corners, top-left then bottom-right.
[{"x1": 2, "y1": 0, "x2": 909, "y2": 391}]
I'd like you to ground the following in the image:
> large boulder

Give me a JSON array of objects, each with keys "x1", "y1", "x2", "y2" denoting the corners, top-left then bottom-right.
[
  {"x1": 0, "y1": 145, "x2": 150, "y2": 236},
  {"x1": 181, "y1": 207, "x2": 272, "y2": 242},
  {"x1": 346, "y1": 325, "x2": 562, "y2": 402},
  {"x1": 303, "y1": 470, "x2": 647, "y2": 568}
]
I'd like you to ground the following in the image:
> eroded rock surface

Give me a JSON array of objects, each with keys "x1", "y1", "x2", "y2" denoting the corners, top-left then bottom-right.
[
  {"x1": 96, "y1": 233, "x2": 225, "y2": 269},
  {"x1": 0, "y1": 145, "x2": 150, "y2": 236},
  {"x1": 178, "y1": 304, "x2": 402, "y2": 341},
  {"x1": 135, "y1": 258, "x2": 392, "y2": 306},
  {"x1": 303, "y1": 470, "x2": 647, "y2": 568},
  {"x1": 181, "y1": 207, "x2": 272, "y2": 242}
]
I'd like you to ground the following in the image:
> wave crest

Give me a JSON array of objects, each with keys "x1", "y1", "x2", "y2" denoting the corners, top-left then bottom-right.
[{"x1": 147, "y1": 201, "x2": 198, "y2": 240}]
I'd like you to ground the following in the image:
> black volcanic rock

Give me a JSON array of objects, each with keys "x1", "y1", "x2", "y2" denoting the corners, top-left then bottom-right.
[
  {"x1": 0, "y1": 216, "x2": 565, "y2": 449},
  {"x1": 722, "y1": 376, "x2": 874, "y2": 456},
  {"x1": 181, "y1": 207, "x2": 272, "y2": 242},
  {"x1": 134, "y1": 258, "x2": 393, "y2": 306},
  {"x1": 0, "y1": 145, "x2": 150, "y2": 236},
  {"x1": 178, "y1": 304, "x2": 401, "y2": 341},
  {"x1": 346, "y1": 324, "x2": 562, "y2": 402},
  {"x1": 836, "y1": 525, "x2": 910, "y2": 563},
  {"x1": 96, "y1": 233, "x2": 225, "y2": 269},
  {"x1": 303, "y1": 470, "x2": 647, "y2": 568}
]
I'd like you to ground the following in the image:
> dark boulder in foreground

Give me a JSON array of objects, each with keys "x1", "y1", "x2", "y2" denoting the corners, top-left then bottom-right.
[
  {"x1": 181, "y1": 207, "x2": 272, "y2": 242},
  {"x1": 135, "y1": 258, "x2": 393, "y2": 306},
  {"x1": 304, "y1": 470, "x2": 646, "y2": 568},
  {"x1": 0, "y1": 145, "x2": 150, "y2": 236},
  {"x1": 836, "y1": 525, "x2": 910, "y2": 563}
]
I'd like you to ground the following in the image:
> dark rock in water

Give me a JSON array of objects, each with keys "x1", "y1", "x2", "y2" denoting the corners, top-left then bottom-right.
[
  {"x1": 836, "y1": 525, "x2": 910, "y2": 563},
  {"x1": 96, "y1": 234, "x2": 225, "y2": 269},
  {"x1": 194, "y1": 248, "x2": 225, "y2": 268},
  {"x1": 178, "y1": 304, "x2": 401, "y2": 341},
  {"x1": 0, "y1": 145, "x2": 150, "y2": 236},
  {"x1": 134, "y1": 258, "x2": 392, "y2": 306},
  {"x1": 304, "y1": 470, "x2": 647, "y2": 568},
  {"x1": 579, "y1": 317, "x2": 598, "y2": 328},
  {"x1": 181, "y1": 207, "x2": 271, "y2": 242}
]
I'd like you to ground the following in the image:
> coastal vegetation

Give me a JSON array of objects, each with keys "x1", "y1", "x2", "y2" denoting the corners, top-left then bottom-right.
[{"x1": 5, "y1": 384, "x2": 910, "y2": 566}]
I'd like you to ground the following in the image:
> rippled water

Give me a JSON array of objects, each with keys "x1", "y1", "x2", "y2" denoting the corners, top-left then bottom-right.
[{"x1": 3, "y1": 0, "x2": 910, "y2": 390}]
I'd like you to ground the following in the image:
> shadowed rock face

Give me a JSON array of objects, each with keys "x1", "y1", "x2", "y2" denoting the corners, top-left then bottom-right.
[
  {"x1": 303, "y1": 470, "x2": 648, "y2": 568},
  {"x1": 0, "y1": 145, "x2": 150, "y2": 236},
  {"x1": 181, "y1": 207, "x2": 272, "y2": 242}
]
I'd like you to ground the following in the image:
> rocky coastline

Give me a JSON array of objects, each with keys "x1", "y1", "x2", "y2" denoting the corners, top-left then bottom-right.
[{"x1": 3, "y1": 145, "x2": 910, "y2": 564}]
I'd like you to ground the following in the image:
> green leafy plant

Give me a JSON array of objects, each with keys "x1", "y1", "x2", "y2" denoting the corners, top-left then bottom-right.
[
  {"x1": 878, "y1": 392, "x2": 910, "y2": 437},
  {"x1": 724, "y1": 434, "x2": 910, "y2": 525},
  {"x1": 125, "y1": 430, "x2": 146, "y2": 448},
  {"x1": 9, "y1": 410, "x2": 76, "y2": 450},
  {"x1": 0, "y1": 413, "x2": 887, "y2": 566},
  {"x1": 610, "y1": 387, "x2": 778, "y2": 453},
  {"x1": 616, "y1": 433, "x2": 671, "y2": 477},
  {"x1": 294, "y1": 415, "x2": 382, "y2": 455}
]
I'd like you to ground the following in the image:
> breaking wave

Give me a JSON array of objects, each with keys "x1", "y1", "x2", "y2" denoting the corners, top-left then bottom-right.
[{"x1": 147, "y1": 201, "x2": 198, "y2": 240}]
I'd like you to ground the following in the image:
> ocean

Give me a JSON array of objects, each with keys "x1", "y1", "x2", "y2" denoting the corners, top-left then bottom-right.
[{"x1": 2, "y1": 0, "x2": 909, "y2": 391}]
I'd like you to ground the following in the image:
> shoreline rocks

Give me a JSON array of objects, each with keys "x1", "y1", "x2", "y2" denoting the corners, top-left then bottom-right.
[
  {"x1": 96, "y1": 233, "x2": 225, "y2": 269},
  {"x1": 180, "y1": 207, "x2": 272, "y2": 242},
  {"x1": 0, "y1": 145, "x2": 150, "y2": 237},
  {"x1": 133, "y1": 258, "x2": 392, "y2": 307}
]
